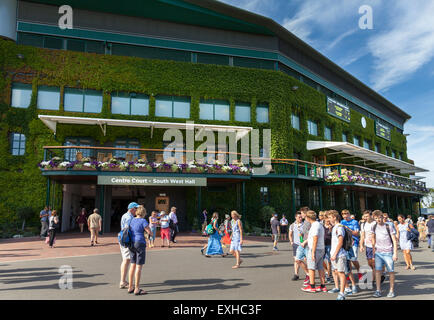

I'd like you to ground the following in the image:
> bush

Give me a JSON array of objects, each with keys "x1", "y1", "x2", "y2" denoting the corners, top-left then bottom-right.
[{"x1": 17, "y1": 207, "x2": 36, "y2": 231}]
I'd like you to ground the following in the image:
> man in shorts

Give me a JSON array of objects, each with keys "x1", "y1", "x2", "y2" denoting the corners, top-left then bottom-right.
[
  {"x1": 341, "y1": 209, "x2": 362, "y2": 283},
  {"x1": 271, "y1": 214, "x2": 280, "y2": 251},
  {"x1": 296, "y1": 207, "x2": 311, "y2": 286},
  {"x1": 360, "y1": 210, "x2": 375, "y2": 280},
  {"x1": 301, "y1": 210, "x2": 326, "y2": 293},
  {"x1": 289, "y1": 211, "x2": 306, "y2": 280},
  {"x1": 119, "y1": 202, "x2": 138, "y2": 289},
  {"x1": 327, "y1": 210, "x2": 348, "y2": 300},
  {"x1": 371, "y1": 210, "x2": 398, "y2": 298}
]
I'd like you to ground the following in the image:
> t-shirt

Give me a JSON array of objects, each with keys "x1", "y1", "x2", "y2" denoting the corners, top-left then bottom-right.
[
  {"x1": 280, "y1": 218, "x2": 288, "y2": 226},
  {"x1": 169, "y1": 212, "x2": 178, "y2": 224},
  {"x1": 271, "y1": 218, "x2": 280, "y2": 234},
  {"x1": 341, "y1": 219, "x2": 360, "y2": 246},
  {"x1": 120, "y1": 212, "x2": 134, "y2": 230},
  {"x1": 88, "y1": 213, "x2": 101, "y2": 229},
  {"x1": 149, "y1": 216, "x2": 158, "y2": 228},
  {"x1": 427, "y1": 219, "x2": 434, "y2": 234},
  {"x1": 301, "y1": 220, "x2": 311, "y2": 242},
  {"x1": 40, "y1": 210, "x2": 49, "y2": 222},
  {"x1": 371, "y1": 223, "x2": 396, "y2": 253},
  {"x1": 331, "y1": 224, "x2": 346, "y2": 258},
  {"x1": 362, "y1": 221, "x2": 375, "y2": 248},
  {"x1": 160, "y1": 215, "x2": 170, "y2": 228},
  {"x1": 308, "y1": 221, "x2": 325, "y2": 250},
  {"x1": 130, "y1": 217, "x2": 149, "y2": 244},
  {"x1": 289, "y1": 222, "x2": 304, "y2": 245}
]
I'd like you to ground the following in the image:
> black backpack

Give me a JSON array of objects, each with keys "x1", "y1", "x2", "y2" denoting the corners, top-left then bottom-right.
[{"x1": 336, "y1": 224, "x2": 353, "y2": 252}]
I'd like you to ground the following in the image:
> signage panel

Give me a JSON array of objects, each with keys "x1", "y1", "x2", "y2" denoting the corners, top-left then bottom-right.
[
  {"x1": 98, "y1": 176, "x2": 207, "y2": 186},
  {"x1": 375, "y1": 121, "x2": 391, "y2": 141},
  {"x1": 327, "y1": 97, "x2": 351, "y2": 122}
]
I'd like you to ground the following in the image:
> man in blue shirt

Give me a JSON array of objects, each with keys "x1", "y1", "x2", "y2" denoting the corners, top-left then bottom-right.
[
  {"x1": 341, "y1": 209, "x2": 362, "y2": 282},
  {"x1": 40, "y1": 206, "x2": 50, "y2": 238},
  {"x1": 119, "y1": 202, "x2": 138, "y2": 289}
]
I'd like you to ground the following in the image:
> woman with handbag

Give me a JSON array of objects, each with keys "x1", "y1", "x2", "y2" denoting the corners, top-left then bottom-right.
[
  {"x1": 48, "y1": 210, "x2": 59, "y2": 248},
  {"x1": 201, "y1": 212, "x2": 227, "y2": 258},
  {"x1": 397, "y1": 214, "x2": 416, "y2": 270}
]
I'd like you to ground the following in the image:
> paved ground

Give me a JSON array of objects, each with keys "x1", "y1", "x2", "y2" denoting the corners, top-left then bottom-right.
[{"x1": 0, "y1": 233, "x2": 433, "y2": 300}]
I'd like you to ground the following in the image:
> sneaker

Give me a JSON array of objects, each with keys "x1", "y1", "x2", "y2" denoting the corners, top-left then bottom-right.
[
  {"x1": 336, "y1": 293, "x2": 346, "y2": 300},
  {"x1": 344, "y1": 287, "x2": 353, "y2": 296},
  {"x1": 303, "y1": 276, "x2": 310, "y2": 284},
  {"x1": 315, "y1": 286, "x2": 328, "y2": 292},
  {"x1": 352, "y1": 286, "x2": 359, "y2": 294},
  {"x1": 301, "y1": 285, "x2": 316, "y2": 293},
  {"x1": 373, "y1": 290, "x2": 382, "y2": 298},
  {"x1": 291, "y1": 275, "x2": 299, "y2": 281},
  {"x1": 387, "y1": 291, "x2": 396, "y2": 298},
  {"x1": 328, "y1": 288, "x2": 340, "y2": 293}
]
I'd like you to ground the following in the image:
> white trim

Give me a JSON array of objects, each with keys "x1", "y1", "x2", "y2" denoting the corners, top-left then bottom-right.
[{"x1": 307, "y1": 140, "x2": 428, "y2": 174}]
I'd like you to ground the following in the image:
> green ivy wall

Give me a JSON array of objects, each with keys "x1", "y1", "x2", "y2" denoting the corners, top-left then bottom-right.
[{"x1": 0, "y1": 39, "x2": 411, "y2": 227}]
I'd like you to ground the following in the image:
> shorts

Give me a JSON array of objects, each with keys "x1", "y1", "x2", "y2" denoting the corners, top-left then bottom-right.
[
  {"x1": 292, "y1": 244, "x2": 300, "y2": 257},
  {"x1": 351, "y1": 245, "x2": 359, "y2": 261},
  {"x1": 120, "y1": 244, "x2": 131, "y2": 261},
  {"x1": 295, "y1": 245, "x2": 308, "y2": 261},
  {"x1": 332, "y1": 256, "x2": 348, "y2": 273},
  {"x1": 307, "y1": 249, "x2": 325, "y2": 271},
  {"x1": 375, "y1": 252, "x2": 394, "y2": 273},
  {"x1": 161, "y1": 227, "x2": 170, "y2": 240},
  {"x1": 281, "y1": 226, "x2": 288, "y2": 234},
  {"x1": 129, "y1": 242, "x2": 146, "y2": 265},
  {"x1": 324, "y1": 245, "x2": 331, "y2": 262},
  {"x1": 272, "y1": 233, "x2": 279, "y2": 242},
  {"x1": 347, "y1": 246, "x2": 359, "y2": 262},
  {"x1": 366, "y1": 247, "x2": 374, "y2": 260}
]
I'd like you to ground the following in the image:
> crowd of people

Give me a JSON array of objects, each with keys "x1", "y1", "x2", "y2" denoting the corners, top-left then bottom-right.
[
  {"x1": 38, "y1": 202, "x2": 433, "y2": 298},
  {"x1": 272, "y1": 207, "x2": 434, "y2": 300}
]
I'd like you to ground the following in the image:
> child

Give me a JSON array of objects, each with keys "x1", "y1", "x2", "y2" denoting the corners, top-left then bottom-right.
[{"x1": 229, "y1": 210, "x2": 243, "y2": 269}]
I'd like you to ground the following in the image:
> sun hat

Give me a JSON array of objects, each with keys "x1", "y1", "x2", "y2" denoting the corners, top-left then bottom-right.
[{"x1": 128, "y1": 202, "x2": 139, "y2": 210}]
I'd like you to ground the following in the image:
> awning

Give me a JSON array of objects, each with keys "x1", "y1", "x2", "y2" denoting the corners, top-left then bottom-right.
[
  {"x1": 307, "y1": 140, "x2": 428, "y2": 174},
  {"x1": 38, "y1": 115, "x2": 253, "y2": 140}
]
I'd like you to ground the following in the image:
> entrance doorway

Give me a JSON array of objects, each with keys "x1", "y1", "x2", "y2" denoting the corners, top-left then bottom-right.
[{"x1": 155, "y1": 196, "x2": 170, "y2": 213}]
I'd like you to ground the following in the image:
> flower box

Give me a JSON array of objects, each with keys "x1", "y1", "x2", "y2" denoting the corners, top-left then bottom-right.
[
  {"x1": 181, "y1": 168, "x2": 204, "y2": 174},
  {"x1": 130, "y1": 167, "x2": 153, "y2": 172},
  {"x1": 157, "y1": 167, "x2": 178, "y2": 173},
  {"x1": 71, "y1": 166, "x2": 97, "y2": 171},
  {"x1": 208, "y1": 168, "x2": 226, "y2": 174}
]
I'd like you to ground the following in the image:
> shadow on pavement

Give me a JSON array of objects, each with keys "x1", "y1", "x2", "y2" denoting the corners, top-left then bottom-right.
[
  {"x1": 0, "y1": 281, "x2": 109, "y2": 291},
  {"x1": 0, "y1": 267, "x2": 57, "y2": 274}
]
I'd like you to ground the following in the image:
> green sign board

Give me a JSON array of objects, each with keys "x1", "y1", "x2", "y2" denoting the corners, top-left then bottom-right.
[
  {"x1": 98, "y1": 176, "x2": 207, "y2": 186},
  {"x1": 375, "y1": 121, "x2": 391, "y2": 141},
  {"x1": 327, "y1": 97, "x2": 351, "y2": 122}
]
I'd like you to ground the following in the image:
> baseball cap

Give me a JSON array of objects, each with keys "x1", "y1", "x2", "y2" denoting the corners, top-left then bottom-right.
[{"x1": 128, "y1": 202, "x2": 139, "y2": 210}]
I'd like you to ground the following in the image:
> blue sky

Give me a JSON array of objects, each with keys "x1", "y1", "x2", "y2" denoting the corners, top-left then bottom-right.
[{"x1": 220, "y1": 0, "x2": 434, "y2": 188}]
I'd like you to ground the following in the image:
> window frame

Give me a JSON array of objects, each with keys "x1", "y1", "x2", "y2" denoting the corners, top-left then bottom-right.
[
  {"x1": 155, "y1": 95, "x2": 191, "y2": 119},
  {"x1": 199, "y1": 99, "x2": 230, "y2": 121},
  {"x1": 37, "y1": 85, "x2": 60, "y2": 110},
  {"x1": 256, "y1": 104, "x2": 269, "y2": 123},
  {"x1": 64, "y1": 88, "x2": 103, "y2": 113},
  {"x1": 111, "y1": 92, "x2": 149, "y2": 116},
  {"x1": 10, "y1": 133, "x2": 26, "y2": 156},
  {"x1": 234, "y1": 102, "x2": 251, "y2": 122},
  {"x1": 324, "y1": 126, "x2": 332, "y2": 140},
  {"x1": 308, "y1": 120, "x2": 318, "y2": 136},
  {"x1": 291, "y1": 113, "x2": 300, "y2": 130},
  {"x1": 11, "y1": 82, "x2": 32, "y2": 109}
]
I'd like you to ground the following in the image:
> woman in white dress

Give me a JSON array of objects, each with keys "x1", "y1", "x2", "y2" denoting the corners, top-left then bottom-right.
[{"x1": 397, "y1": 214, "x2": 416, "y2": 270}]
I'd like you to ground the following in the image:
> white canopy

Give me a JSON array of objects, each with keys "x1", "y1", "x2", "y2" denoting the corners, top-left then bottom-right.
[
  {"x1": 38, "y1": 115, "x2": 253, "y2": 140},
  {"x1": 307, "y1": 140, "x2": 428, "y2": 174}
]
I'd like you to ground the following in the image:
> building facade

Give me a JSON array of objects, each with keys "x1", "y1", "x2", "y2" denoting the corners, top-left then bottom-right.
[{"x1": 0, "y1": 0, "x2": 428, "y2": 233}]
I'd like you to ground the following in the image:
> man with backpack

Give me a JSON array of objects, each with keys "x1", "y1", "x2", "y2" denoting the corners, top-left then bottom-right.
[
  {"x1": 341, "y1": 210, "x2": 362, "y2": 282},
  {"x1": 371, "y1": 210, "x2": 398, "y2": 298},
  {"x1": 119, "y1": 202, "x2": 138, "y2": 290},
  {"x1": 360, "y1": 210, "x2": 376, "y2": 279}
]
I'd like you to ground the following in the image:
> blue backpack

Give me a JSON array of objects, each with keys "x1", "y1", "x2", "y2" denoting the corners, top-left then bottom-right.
[
  {"x1": 406, "y1": 225, "x2": 419, "y2": 241},
  {"x1": 118, "y1": 218, "x2": 133, "y2": 248}
]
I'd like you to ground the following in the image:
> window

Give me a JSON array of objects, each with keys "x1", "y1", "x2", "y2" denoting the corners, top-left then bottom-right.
[
  {"x1": 260, "y1": 187, "x2": 269, "y2": 204},
  {"x1": 114, "y1": 139, "x2": 139, "y2": 159},
  {"x1": 328, "y1": 190, "x2": 336, "y2": 207},
  {"x1": 256, "y1": 104, "x2": 269, "y2": 123},
  {"x1": 308, "y1": 120, "x2": 318, "y2": 136},
  {"x1": 197, "y1": 53, "x2": 229, "y2": 66},
  {"x1": 233, "y1": 57, "x2": 275, "y2": 70},
  {"x1": 111, "y1": 43, "x2": 190, "y2": 62},
  {"x1": 112, "y1": 92, "x2": 149, "y2": 116},
  {"x1": 310, "y1": 187, "x2": 320, "y2": 207},
  {"x1": 44, "y1": 36, "x2": 64, "y2": 49},
  {"x1": 37, "y1": 86, "x2": 60, "y2": 110},
  {"x1": 353, "y1": 136, "x2": 360, "y2": 146},
  {"x1": 291, "y1": 114, "x2": 300, "y2": 130},
  {"x1": 363, "y1": 139, "x2": 370, "y2": 149},
  {"x1": 375, "y1": 143, "x2": 381, "y2": 153},
  {"x1": 324, "y1": 126, "x2": 332, "y2": 140},
  {"x1": 199, "y1": 99, "x2": 230, "y2": 121},
  {"x1": 342, "y1": 132, "x2": 347, "y2": 142},
  {"x1": 64, "y1": 88, "x2": 103, "y2": 113},
  {"x1": 155, "y1": 95, "x2": 190, "y2": 119},
  {"x1": 11, "y1": 83, "x2": 32, "y2": 108},
  {"x1": 295, "y1": 187, "x2": 301, "y2": 207},
  {"x1": 64, "y1": 138, "x2": 93, "y2": 161},
  {"x1": 10, "y1": 133, "x2": 25, "y2": 156},
  {"x1": 235, "y1": 102, "x2": 251, "y2": 122}
]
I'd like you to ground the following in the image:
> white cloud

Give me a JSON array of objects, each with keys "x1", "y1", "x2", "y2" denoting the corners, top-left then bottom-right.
[{"x1": 368, "y1": 1, "x2": 434, "y2": 92}]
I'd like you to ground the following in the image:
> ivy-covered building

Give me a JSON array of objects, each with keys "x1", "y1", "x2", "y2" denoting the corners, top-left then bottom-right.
[{"x1": 0, "y1": 0, "x2": 428, "y2": 233}]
